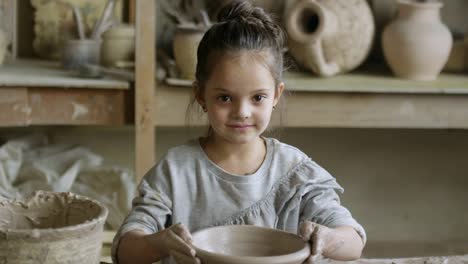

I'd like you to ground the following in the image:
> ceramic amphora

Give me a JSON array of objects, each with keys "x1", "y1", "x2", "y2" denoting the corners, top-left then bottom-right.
[
  {"x1": 382, "y1": 0, "x2": 452, "y2": 81},
  {"x1": 284, "y1": 0, "x2": 375, "y2": 77}
]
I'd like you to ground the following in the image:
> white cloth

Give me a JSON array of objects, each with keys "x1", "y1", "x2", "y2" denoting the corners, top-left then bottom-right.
[{"x1": 0, "y1": 134, "x2": 135, "y2": 230}]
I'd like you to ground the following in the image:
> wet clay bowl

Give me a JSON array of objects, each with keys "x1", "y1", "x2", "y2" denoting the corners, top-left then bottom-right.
[
  {"x1": 0, "y1": 191, "x2": 108, "y2": 264},
  {"x1": 192, "y1": 225, "x2": 311, "y2": 264}
]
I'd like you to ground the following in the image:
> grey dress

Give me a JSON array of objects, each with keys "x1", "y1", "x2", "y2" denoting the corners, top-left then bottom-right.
[{"x1": 112, "y1": 137, "x2": 366, "y2": 264}]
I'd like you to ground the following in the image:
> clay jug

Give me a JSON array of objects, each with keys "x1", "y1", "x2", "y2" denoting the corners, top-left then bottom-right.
[
  {"x1": 382, "y1": 0, "x2": 452, "y2": 81},
  {"x1": 284, "y1": 0, "x2": 375, "y2": 77}
]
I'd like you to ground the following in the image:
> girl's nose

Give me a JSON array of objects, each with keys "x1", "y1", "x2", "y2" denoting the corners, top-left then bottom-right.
[{"x1": 234, "y1": 101, "x2": 251, "y2": 120}]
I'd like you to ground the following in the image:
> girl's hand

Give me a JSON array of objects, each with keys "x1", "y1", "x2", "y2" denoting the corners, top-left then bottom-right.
[
  {"x1": 153, "y1": 223, "x2": 201, "y2": 264},
  {"x1": 298, "y1": 221, "x2": 341, "y2": 264}
]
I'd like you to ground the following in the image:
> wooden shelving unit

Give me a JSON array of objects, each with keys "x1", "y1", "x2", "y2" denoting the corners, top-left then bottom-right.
[{"x1": 2, "y1": 0, "x2": 468, "y2": 182}]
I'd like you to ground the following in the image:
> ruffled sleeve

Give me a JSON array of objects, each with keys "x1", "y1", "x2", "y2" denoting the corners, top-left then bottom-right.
[{"x1": 294, "y1": 159, "x2": 367, "y2": 244}]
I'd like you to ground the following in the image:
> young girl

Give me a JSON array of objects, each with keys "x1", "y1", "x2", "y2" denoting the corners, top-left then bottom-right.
[{"x1": 113, "y1": 1, "x2": 365, "y2": 264}]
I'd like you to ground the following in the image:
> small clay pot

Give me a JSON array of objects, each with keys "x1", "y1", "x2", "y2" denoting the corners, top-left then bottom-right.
[
  {"x1": 101, "y1": 24, "x2": 135, "y2": 67},
  {"x1": 192, "y1": 225, "x2": 310, "y2": 264},
  {"x1": 172, "y1": 25, "x2": 207, "y2": 80}
]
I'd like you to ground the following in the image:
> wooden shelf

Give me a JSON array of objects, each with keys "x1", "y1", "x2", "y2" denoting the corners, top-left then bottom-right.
[
  {"x1": 154, "y1": 71, "x2": 468, "y2": 129},
  {"x1": 0, "y1": 60, "x2": 132, "y2": 126}
]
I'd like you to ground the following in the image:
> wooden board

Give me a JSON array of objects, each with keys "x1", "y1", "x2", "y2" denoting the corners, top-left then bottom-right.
[
  {"x1": 284, "y1": 70, "x2": 468, "y2": 94},
  {"x1": 0, "y1": 60, "x2": 130, "y2": 89},
  {"x1": 0, "y1": 87, "x2": 129, "y2": 126},
  {"x1": 0, "y1": 87, "x2": 28, "y2": 126},
  {"x1": 134, "y1": 0, "x2": 156, "y2": 181},
  {"x1": 154, "y1": 83, "x2": 468, "y2": 129}
]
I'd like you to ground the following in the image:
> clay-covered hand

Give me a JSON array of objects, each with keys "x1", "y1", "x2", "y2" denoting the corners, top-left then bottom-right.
[
  {"x1": 299, "y1": 221, "x2": 341, "y2": 264},
  {"x1": 160, "y1": 223, "x2": 201, "y2": 264}
]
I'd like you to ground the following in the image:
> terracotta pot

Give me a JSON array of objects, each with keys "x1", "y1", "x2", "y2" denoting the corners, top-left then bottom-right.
[
  {"x1": 101, "y1": 24, "x2": 135, "y2": 67},
  {"x1": 284, "y1": 0, "x2": 375, "y2": 77},
  {"x1": 192, "y1": 225, "x2": 310, "y2": 264},
  {"x1": 173, "y1": 25, "x2": 206, "y2": 80},
  {"x1": 382, "y1": 0, "x2": 452, "y2": 81}
]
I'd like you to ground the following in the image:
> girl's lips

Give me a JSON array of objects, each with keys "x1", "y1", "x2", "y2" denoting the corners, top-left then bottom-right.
[{"x1": 227, "y1": 124, "x2": 253, "y2": 128}]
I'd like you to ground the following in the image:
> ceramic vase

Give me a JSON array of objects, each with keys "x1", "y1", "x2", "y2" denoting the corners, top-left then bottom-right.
[
  {"x1": 284, "y1": 0, "x2": 375, "y2": 77},
  {"x1": 382, "y1": 0, "x2": 452, "y2": 81},
  {"x1": 172, "y1": 25, "x2": 206, "y2": 80}
]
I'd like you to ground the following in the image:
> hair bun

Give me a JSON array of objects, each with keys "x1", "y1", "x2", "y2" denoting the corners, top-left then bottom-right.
[
  {"x1": 217, "y1": 1, "x2": 254, "y2": 22},
  {"x1": 218, "y1": 1, "x2": 275, "y2": 24}
]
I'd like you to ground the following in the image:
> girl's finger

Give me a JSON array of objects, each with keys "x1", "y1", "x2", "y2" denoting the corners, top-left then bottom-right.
[
  {"x1": 299, "y1": 221, "x2": 316, "y2": 242},
  {"x1": 167, "y1": 229, "x2": 197, "y2": 257},
  {"x1": 311, "y1": 225, "x2": 326, "y2": 256},
  {"x1": 172, "y1": 223, "x2": 194, "y2": 243},
  {"x1": 170, "y1": 250, "x2": 201, "y2": 264}
]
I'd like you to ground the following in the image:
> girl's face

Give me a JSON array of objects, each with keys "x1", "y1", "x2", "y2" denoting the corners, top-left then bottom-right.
[{"x1": 198, "y1": 52, "x2": 284, "y2": 145}]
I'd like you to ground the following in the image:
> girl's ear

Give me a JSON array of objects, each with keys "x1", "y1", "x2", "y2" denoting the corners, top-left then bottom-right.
[
  {"x1": 273, "y1": 82, "x2": 285, "y2": 106},
  {"x1": 193, "y1": 81, "x2": 205, "y2": 106}
]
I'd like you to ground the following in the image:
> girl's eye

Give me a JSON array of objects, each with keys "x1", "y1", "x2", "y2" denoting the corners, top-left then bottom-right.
[
  {"x1": 253, "y1": 95, "x2": 266, "y2": 102},
  {"x1": 217, "y1": 95, "x2": 231, "y2": 103}
]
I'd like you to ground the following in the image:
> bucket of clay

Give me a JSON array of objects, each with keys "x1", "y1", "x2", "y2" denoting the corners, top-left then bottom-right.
[{"x1": 0, "y1": 191, "x2": 108, "y2": 264}]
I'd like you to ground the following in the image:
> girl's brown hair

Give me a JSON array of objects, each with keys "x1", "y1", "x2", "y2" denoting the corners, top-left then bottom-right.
[{"x1": 195, "y1": 0, "x2": 286, "y2": 88}]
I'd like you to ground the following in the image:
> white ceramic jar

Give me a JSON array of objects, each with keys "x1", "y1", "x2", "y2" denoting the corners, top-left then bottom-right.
[{"x1": 101, "y1": 24, "x2": 135, "y2": 67}]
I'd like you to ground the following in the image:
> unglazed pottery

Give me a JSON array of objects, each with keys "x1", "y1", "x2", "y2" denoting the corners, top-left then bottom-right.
[
  {"x1": 172, "y1": 25, "x2": 207, "y2": 80},
  {"x1": 0, "y1": 191, "x2": 108, "y2": 264},
  {"x1": 382, "y1": 0, "x2": 452, "y2": 80},
  {"x1": 284, "y1": 0, "x2": 375, "y2": 77},
  {"x1": 192, "y1": 225, "x2": 310, "y2": 264},
  {"x1": 101, "y1": 24, "x2": 135, "y2": 67}
]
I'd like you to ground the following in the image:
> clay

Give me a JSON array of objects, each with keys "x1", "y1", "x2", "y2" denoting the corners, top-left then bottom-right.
[
  {"x1": 0, "y1": 190, "x2": 108, "y2": 264},
  {"x1": 191, "y1": 225, "x2": 310, "y2": 264}
]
